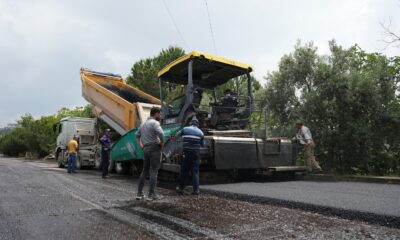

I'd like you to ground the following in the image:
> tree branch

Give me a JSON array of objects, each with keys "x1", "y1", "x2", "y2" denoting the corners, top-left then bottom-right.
[{"x1": 380, "y1": 17, "x2": 400, "y2": 49}]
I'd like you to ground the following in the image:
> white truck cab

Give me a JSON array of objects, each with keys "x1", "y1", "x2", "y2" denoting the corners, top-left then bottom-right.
[{"x1": 54, "y1": 117, "x2": 99, "y2": 169}]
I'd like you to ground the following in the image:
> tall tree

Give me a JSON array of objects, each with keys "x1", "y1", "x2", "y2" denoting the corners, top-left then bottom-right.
[
  {"x1": 263, "y1": 41, "x2": 400, "y2": 175},
  {"x1": 126, "y1": 46, "x2": 185, "y2": 97}
]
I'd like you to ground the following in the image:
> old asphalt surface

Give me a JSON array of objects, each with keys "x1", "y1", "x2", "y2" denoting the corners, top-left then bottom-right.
[{"x1": 0, "y1": 156, "x2": 399, "y2": 240}]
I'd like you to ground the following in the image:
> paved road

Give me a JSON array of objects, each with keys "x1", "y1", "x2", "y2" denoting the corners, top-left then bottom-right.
[
  {"x1": 203, "y1": 180, "x2": 400, "y2": 223},
  {"x1": 1, "y1": 157, "x2": 399, "y2": 240}
]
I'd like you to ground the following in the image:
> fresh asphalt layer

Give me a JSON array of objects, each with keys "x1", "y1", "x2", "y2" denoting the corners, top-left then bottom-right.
[{"x1": 202, "y1": 180, "x2": 400, "y2": 228}]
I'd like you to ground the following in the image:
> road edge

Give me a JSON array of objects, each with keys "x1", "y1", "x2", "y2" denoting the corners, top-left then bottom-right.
[{"x1": 296, "y1": 174, "x2": 400, "y2": 184}]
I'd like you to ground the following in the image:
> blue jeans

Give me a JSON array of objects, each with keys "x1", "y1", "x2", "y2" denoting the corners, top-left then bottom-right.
[
  {"x1": 179, "y1": 150, "x2": 200, "y2": 192},
  {"x1": 67, "y1": 153, "x2": 77, "y2": 173}
]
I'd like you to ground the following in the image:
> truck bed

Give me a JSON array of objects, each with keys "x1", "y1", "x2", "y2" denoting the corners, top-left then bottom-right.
[{"x1": 81, "y1": 68, "x2": 161, "y2": 134}]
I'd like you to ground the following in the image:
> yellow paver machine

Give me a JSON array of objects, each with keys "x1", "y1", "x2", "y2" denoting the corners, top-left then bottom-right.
[{"x1": 158, "y1": 51, "x2": 305, "y2": 176}]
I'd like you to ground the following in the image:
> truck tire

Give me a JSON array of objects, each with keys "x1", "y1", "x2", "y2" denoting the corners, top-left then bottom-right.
[
  {"x1": 94, "y1": 150, "x2": 102, "y2": 170},
  {"x1": 115, "y1": 162, "x2": 131, "y2": 175},
  {"x1": 115, "y1": 162, "x2": 124, "y2": 174},
  {"x1": 57, "y1": 150, "x2": 65, "y2": 168}
]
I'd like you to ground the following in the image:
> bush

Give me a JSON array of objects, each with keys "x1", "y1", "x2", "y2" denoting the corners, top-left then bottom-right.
[
  {"x1": 0, "y1": 105, "x2": 94, "y2": 158},
  {"x1": 0, "y1": 132, "x2": 28, "y2": 156}
]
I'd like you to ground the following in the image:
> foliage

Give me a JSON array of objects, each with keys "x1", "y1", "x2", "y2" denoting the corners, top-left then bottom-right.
[
  {"x1": 0, "y1": 105, "x2": 94, "y2": 158},
  {"x1": 56, "y1": 105, "x2": 95, "y2": 119},
  {"x1": 263, "y1": 40, "x2": 400, "y2": 175},
  {"x1": 0, "y1": 128, "x2": 28, "y2": 156},
  {"x1": 126, "y1": 46, "x2": 185, "y2": 97},
  {"x1": 216, "y1": 75, "x2": 262, "y2": 97}
]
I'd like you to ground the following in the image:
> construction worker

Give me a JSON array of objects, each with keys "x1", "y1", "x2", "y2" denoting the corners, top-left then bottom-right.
[
  {"x1": 192, "y1": 87, "x2": 203, "y2": 108},
  {"x1": 99, "y1": 129, "x2": 111, "y2": 178},
  {"x1": 176, "y1": 117, "x2": 204, "y2": 195},
  {"x1": 296, "y1": 122, "x2": 322, "y2": 173},
  {"x1": 67, "y1": 136, "x2": 79, "y2": 174},
  {"x1": 135, "y1": 107, "x2": 165, "y2": 201}
]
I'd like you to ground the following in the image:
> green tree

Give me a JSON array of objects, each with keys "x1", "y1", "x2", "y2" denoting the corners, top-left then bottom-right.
[
  {"x1": 126, "y1": 46, "x2": 185, "y2": 97},
  {"x1": 263, "y1": 41, "x2": 400, "y2": 175},
  {"x1": 216, "y1": 75, "x2": 262, "y2": 98},
  {"x1": 0, "y1": 105, "x2": 96, "y2": 158},
  {"x1": 56, "y1": 105, "x2": 94, "y2": 119},
  {"x1": 0, "y1": 128, "x2": 28, "y2": 156}
]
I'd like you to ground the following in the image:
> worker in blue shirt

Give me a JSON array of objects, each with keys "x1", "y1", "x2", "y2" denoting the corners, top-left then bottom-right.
[{"x1": 176, "y1": 117, "x2": 204, "y2": 195}]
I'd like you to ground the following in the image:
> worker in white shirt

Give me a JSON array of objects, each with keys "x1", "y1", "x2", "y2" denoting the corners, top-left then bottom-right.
[{"x1": 296, "y1": 122, "x2": 322, "y2": 173}]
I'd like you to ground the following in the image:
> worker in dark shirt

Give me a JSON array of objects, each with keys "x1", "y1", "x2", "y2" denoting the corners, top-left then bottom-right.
[
  {"x1": 176, "y1": 117, "x2": 204, "y2": 195},
  {"x1": 99, "y1": 129, "x2": 111, "y2": 178}
]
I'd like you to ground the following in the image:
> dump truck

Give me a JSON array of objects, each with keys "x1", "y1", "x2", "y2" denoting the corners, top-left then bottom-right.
[
  {"x1": 80, "y1": 68, "x2": 161, "y2": 173},
  {"x1": 107, "y1": 51, "x2": 305, "y2": 177},
  {"x1": 54, "y1": 117, "x2": 100, "y2": 169}
]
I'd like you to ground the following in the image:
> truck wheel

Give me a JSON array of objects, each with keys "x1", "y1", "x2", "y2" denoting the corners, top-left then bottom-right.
[
  {"x1": 76, "y1": 155, "x2": 82, "y2": 170},
  {"x1": 115, "y1": 162, "x2": 124, "y2": 174},
  {"x1": 116, "y1": 162, "x2": 131, "y2": 175},
  {"x1": 57, "y1": 150, "x2": 65, "y2": 168},
  {"x1": 94, "y1": 150, "x2": 102, "y2": 170}
]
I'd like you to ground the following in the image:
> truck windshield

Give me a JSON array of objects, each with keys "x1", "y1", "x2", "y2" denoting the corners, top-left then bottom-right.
[{"x1": 75, "y1": 123, "x2": 93, "y2": 132}]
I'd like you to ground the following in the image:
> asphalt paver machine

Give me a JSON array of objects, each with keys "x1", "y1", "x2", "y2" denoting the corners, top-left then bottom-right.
[{"x1": 158, "y1": 51, "x2": 305, "y2": 176}]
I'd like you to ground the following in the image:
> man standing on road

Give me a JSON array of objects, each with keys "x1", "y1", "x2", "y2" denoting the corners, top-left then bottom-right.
[
  {"x1": 296, "y1": 122, "x2": 322, "y2": 173},
  {"x1": 176, "y1": 117, "x2": 204, "y2": 195},
  {"x1": 67, "y1": 136, "x2": 79, "y2": 174},
  {"x1": 99, "y1": 129, "x2": 112, "y2": 178},
  {"x1": 135, "y1": 107, "x2": 164, "y2": 201}
]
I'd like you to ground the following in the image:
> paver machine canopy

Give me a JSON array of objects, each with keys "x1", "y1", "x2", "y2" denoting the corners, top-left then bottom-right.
[{"x1": 158, "y1": 51, "x2": 254, "y2": 131}]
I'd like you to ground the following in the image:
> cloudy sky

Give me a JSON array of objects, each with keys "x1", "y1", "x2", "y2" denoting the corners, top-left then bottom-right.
[{"x1": 0, "y1": 0, "x2": 399, "y2": 127}]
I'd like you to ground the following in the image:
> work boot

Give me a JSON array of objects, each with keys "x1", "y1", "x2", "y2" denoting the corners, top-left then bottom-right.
[
  {"x1": 191, "y1": 190, "x2": 200, "y2": 196},
  {"x1": 146, "y1": 195, "x2": 163, "y2": 201},
  {"x1": 135, "y1": 193, "x2": 145, "y2": 200}
]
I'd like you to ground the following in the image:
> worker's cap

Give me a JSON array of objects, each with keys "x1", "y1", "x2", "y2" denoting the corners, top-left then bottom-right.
[
  {"x1": 190, "y1": 117, "x2": 199, "y2": 126},
  {"x1": 105, "y1": 128, "x2": 111, "y2": 132}
]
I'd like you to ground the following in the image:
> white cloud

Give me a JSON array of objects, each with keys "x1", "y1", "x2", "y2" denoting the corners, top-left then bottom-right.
[{"x1": 0, "y1": 0, "x2": 399, "y2": 126}]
